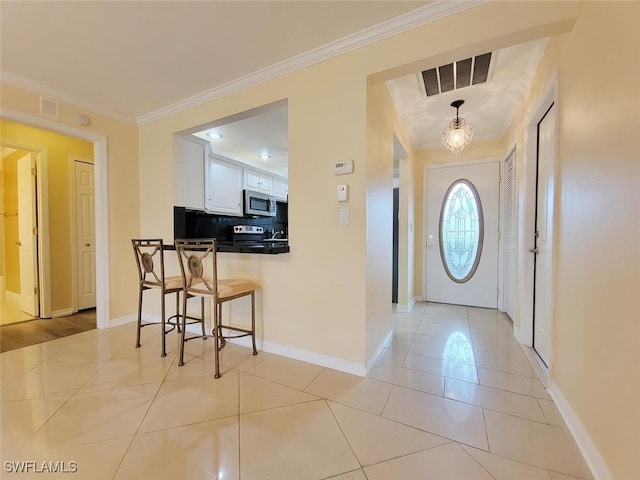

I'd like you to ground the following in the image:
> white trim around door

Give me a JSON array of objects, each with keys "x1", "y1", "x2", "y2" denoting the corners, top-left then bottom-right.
[
  {"x1": 515, "y1": 71, "x2": 559, "y2": 376},
  {"x1": 1, "y1": 108, "x2": 110, "y2": 329}
]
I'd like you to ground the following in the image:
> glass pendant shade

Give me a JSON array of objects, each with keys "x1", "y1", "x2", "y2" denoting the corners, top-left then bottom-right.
[{"x1": 442, "y1": 100, "x2": 474, "y2": 155}]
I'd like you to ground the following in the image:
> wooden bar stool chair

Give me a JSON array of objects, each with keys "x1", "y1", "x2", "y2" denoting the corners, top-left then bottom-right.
[
  {"x1": 131, "y1": 239, "x2": 205, "y2": 357},
  {"x1": 175, "y1": 238, "x2": 259, "y2": 378}
]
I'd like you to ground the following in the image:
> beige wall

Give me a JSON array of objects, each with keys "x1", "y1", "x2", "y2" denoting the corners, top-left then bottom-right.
[
  {"x1": 519, "y1": 3, "x2": 639, "y2": 478},
  {"x1": 495, "y1": 3, "x2": 640, "y2": 477},
  {"x1": 364, "y1": 82, "x2": 395, "y2": 361},
  {"x1": 0, "y1": 85, "x2": 140, "y2": 319},
  {"x1": 365, "y1": 81, "x2": 417, "y2": 359},
  {"x1": 1, "y1": 119, "x2": 94, "y2": 311}
]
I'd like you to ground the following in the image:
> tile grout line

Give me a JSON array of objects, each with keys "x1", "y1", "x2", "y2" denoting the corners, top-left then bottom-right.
[
  {"x1": 325, "y1": 399, "x2": 364, "y2": 472},
  {"x1": 458, "y1": 441, "x2": 500, "y2": 480},
  {"x1": 110, "y1": 347, "x2": 179, "y2": 479},
  {"x1": 13, "y1": 339, "x2": 125, "y2": 457}
]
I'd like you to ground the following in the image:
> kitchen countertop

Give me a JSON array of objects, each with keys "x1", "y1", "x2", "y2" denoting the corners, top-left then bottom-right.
[
  {"x1": 217, "y1": 241, "x2": 289, "y2": 254},
  {"x1": 165, "y1": 240, "x2": 289, "y2": 255}
]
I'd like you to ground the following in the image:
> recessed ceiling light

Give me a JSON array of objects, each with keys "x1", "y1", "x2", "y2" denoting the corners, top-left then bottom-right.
[
  {"x1": 207, "y1": 132, "x2": 222, "y2": 139},
  {"x1": 259, "y1": 154, "x2": 271, "y2": 160}
]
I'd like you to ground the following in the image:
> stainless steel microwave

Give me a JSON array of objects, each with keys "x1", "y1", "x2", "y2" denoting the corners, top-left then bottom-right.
[{"x1": 244, "y1": 190, "x2": 276, "y2": 217}]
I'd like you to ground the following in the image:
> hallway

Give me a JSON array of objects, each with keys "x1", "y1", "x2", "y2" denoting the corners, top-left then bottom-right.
[{"x1": 0, "y1": 303, "x2": 591, "y2": 479}]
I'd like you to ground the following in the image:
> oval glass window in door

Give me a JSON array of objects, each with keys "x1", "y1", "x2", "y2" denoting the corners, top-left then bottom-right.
[{"x1": 439, "y1": 179, "x2": 484, "y2": 283}]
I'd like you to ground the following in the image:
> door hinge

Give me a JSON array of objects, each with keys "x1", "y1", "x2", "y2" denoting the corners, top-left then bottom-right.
[
  {"x1": 34, "y1": 287, "x2": 39, "y2": 296},
  {"x1": 32, "y1": 167, "x2": 36, "y2": 176},
  {"x1": 33, "y1": 227, "x2": 38, "y2": 235}
]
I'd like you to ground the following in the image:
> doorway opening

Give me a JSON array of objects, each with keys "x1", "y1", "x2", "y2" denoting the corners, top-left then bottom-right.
[
  {"x1": 516, "y1": 73, "x2": 558, "y2": 376},
  {"x1": 1, "y1": 111, "x2": 109, "y2": 330}
]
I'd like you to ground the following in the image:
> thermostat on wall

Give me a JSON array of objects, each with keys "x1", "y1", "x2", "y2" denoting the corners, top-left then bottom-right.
[{"x1": 334, "y1": 160, "x2": 354, "y2": 175}]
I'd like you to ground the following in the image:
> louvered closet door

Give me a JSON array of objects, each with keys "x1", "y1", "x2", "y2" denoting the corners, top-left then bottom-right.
[{"x1": 503, "y1": 149, "x2": 517, "y2": 320}]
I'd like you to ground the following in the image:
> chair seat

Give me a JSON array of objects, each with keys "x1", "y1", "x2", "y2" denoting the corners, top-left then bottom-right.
[
  {"x1": 186, "y1": 277, "x2": 258, "y2": 299},
  {"x1": 218, "y1": 278, "x2": 259, "y2": 300},
  {"x1": 164, "y1": 275, "x2": 184, "y2": 290},
  {"x1": 143, "y1": 275, "x2": 184, "y2": 291}
]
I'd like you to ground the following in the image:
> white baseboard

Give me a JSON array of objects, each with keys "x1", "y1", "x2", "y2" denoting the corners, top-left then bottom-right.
[
  {"x1": 109, "y1": 314, "x2": 378, "y2": 377},
  {"x1": 179, "y1": 322, "x2": 367, "y2": 377},
  {"x1": 547, "y1": 381, "x2": 611, "y2": 480},
  {"x1": 108, "y1": 313, "x2": 137, "y2": 328},
  {"x1": 51, "y1": 308, "x2": 74, "y2": 318},
  {"x1": 366, "y1": 329, "x2": 393, "y2": 376},
  {"x1": 395, "y1": 296, "x2": 419, "y2": 313}
]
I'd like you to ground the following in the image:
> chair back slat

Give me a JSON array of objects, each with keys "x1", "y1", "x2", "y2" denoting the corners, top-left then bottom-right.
[
  {"x1": 175, "y1": 238, "x2": 218, "y2": 298},
  {"x1": 131, "y1": 239, "x2": 166, "y2": 288}
]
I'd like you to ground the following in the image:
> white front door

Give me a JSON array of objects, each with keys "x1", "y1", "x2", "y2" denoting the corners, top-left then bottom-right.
[
  {"x1": 75, "y1": 161, "x2": 96, "y2": 310},
  {"x1": 17, "y1": 154, "x2": 39, "y2": 316},
  {"x1": 533, "y1": 104, "x2": 556, "y2": 366},
  {"x1": 425, "y1": 161, "x2": 499, "y2": 308}
]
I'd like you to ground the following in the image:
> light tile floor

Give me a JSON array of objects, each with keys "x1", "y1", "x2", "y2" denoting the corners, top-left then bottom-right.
[{"x1": 0, "y1": 303, "x2": 593, "y2": 479}]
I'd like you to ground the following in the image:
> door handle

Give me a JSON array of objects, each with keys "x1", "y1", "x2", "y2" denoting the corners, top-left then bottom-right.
[
  {"x1": 85, "y1": 243, "x2": 91, "y2": 247},
  {"x1": 15, "y1": 241, "x2": 22, "y2": 246},
  {"x1": 529, "y1": 248, "x2": 539, "y2": 254}
]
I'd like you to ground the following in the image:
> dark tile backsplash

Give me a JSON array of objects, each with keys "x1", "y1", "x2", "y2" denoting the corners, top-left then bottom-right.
[{"x1": 174, "y1": 205, "x2": 287, "y2": 241}]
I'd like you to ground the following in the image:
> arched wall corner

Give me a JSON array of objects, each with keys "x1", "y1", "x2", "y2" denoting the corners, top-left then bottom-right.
[{"x1": 0, "y1": 108, "x2": 110, "y2": 329}]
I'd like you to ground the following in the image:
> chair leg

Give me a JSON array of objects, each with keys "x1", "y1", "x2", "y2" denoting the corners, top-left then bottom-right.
[
  {"x1": 218, "y1": 302, "x2": 227, "y2": 349},
  {"x1": 213, "y1": 300, "x2": 221, "y2": 379},
  {"x1": 135, "y1": 286, "x2": 143, "y2": 348},
  {"x1": 251, "y1": 291, "x2": 257, "y2": 355},
  {"x1": 175, "y1": 291, "x2": 181, "y2": 333},
  {"x1": 178, "y1": 291, "x2": 188, "y2": 366},
  {"x1": 160, "y1": 291, "x2": 167, "y2": 358},
  {"x1": 200, "y1": 297, "x2": 207, "y2": 339}
]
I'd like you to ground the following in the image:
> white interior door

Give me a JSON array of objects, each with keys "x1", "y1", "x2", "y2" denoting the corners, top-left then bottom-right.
[
  {"x1": 533, "y1": 104, "x2": 556, "y2": 366},
  {"x1": 17, "y1": 154, "x2": 39, "y2": 316},
  {"x1": 75, "y1": 161, "x2": 96, "y2": 310},
  {"x1": 425, "y1": 161, "x2": 499, "y2": 308}
]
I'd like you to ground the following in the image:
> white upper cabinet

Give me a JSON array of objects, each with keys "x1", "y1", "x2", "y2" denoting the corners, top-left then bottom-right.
[
  {"x1": 205, "y1": 154, "x2": 243, "y2": 216},
  {"x1": 174, "y1": 136, "x2": 205, "y2": 209},
  {"x1": 244, "y1": 168, "x2": 273, "y2": 195},
  {"x1": 272, "y1": 176, "x2": 288, "y2": 200}
]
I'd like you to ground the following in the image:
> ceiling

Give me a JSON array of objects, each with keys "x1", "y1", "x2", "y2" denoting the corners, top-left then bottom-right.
[
  {"x1": 386, "y1": 39, "x2": 548, "y2": 150},
  {"x1": 1, "y1": 1, "x2": 548, "y2": 173},
  {"x1": 0, "y1": 0, "x2": 427, "y2": 121}
]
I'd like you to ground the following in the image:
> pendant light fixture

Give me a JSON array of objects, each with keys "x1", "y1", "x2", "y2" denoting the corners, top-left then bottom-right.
[{"x1": 442, "y1": 100, "x2": 474, "y2": 155}]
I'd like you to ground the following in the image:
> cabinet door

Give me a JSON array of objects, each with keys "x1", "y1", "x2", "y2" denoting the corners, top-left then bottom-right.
[
  {"x1": 244, "y1": 168, "x2": 273, "y2": 194},
  {"x1": 273, "y1": 177, "x2": 288, "y2": 200},
  {"x1": 244, "y1": 169, "x2": 261, "y2": 191},
  {"x1": 205, "y1": 156, "x2": 243, "y2": 216},
  {"x1": 175, "y1": 136, "x2": 205, "y2": 209},
  {"x1": 258, "y1": 174, "x2": 273, "y2": 194}
]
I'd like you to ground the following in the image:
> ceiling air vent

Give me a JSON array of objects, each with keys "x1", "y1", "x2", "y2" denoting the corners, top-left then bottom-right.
[
  {"x1": 421, "y1": 52, "x2": 492, "y2": 97},
  {"x1": 40, "y1": 96, "x2": 59, "y2": 120}
]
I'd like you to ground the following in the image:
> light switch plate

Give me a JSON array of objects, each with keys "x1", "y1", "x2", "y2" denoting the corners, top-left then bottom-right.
[
  {"x1": 339, "y1": 208, "x2": 349, "y2": 225},
  {"x1": 337, "y1": 184, "x2": 348, "y2": 202}
]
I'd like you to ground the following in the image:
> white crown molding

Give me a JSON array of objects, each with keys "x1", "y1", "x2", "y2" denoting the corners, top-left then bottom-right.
[
  {"x1": 1, "y1": 0, "x2": 485, "y2": 127},
  {"x1": 1, "y1": 72, "x2": 138, "y2": 125},
  {"x1": 136, "y1": 0, "x2": 487, "y2": 125}
]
